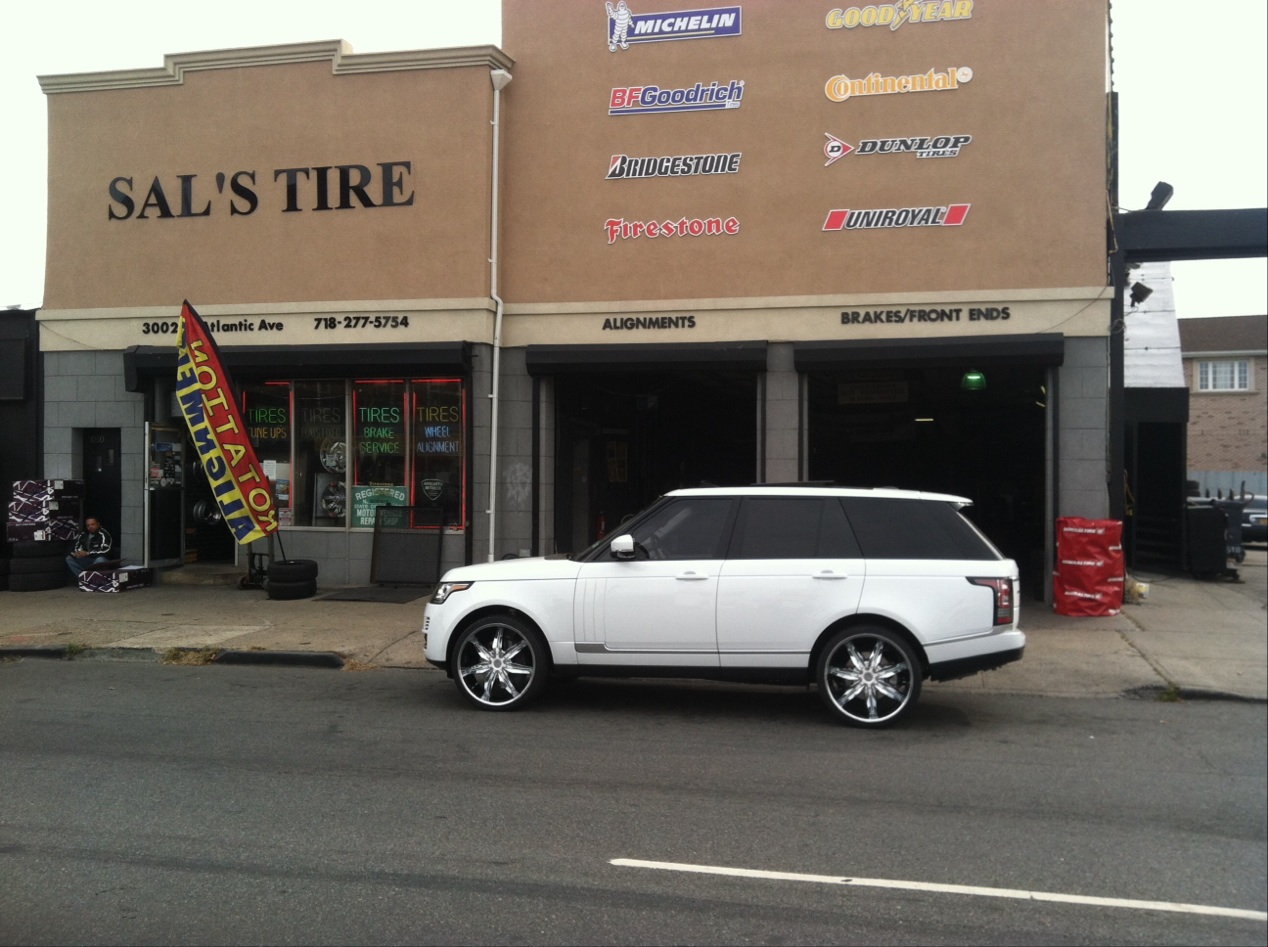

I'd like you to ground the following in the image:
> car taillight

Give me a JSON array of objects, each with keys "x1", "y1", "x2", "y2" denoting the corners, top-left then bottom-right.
[{"x1": 968, "y1": 577, "x2": 1014, "y2": 626}]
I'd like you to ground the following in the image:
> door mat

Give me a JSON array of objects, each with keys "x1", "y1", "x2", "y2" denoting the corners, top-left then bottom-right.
[{"x1": 318, "y1": 586, "x2": 432, "y2": 604}]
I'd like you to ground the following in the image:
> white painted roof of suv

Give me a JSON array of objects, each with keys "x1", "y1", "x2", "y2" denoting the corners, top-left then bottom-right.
[{"x1": 667, "y1": 486, "x2": 972, "y2": 505}]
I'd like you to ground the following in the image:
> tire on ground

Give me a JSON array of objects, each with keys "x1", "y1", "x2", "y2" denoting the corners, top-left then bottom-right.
[
  {"x1": 266, "y1": 577, "x2": 318, "y2": 600},
  {"x1": 10, "y1": 554, "x2": 72, "y2": 574},
  {"x1": 9, "y1": 571, "x2": 69, "y2": 592},
  {"x1": 267, "y1": 559, "x2": 319, "y2": 583},
  {"x1": 12, "y1": 539, "x2": 71, "y2": 558}
]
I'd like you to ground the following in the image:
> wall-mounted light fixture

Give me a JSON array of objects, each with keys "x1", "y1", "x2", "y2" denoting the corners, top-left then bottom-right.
[
  {"x1": 1145, "y1": 181, "x2": 1173, "y2": 211},
  {"x1": 1129, "y1": 282, "x2": 1153, "y2": 307}
]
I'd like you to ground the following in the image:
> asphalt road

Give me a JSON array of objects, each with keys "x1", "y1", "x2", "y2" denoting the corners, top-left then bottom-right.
[{"x1": 1, "y1": 659, "x2": 1264, "y2": 946}]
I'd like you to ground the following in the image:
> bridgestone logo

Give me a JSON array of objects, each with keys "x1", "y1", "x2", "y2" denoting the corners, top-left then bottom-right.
[
  {"x1": 822, "y1": 204, "x2": 970, "y2": 230},
  {"x1": 608, "y1": 153, "x2": 742, "y2": 179}
]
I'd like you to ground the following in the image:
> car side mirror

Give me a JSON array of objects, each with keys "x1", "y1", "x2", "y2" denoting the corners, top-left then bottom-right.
[{"x1": 609, "y1": 534, "x2": 636, "y2": 560}]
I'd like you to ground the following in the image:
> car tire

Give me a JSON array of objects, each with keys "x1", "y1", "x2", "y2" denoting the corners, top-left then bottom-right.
[
  {"x1": 10, "y1": 554, "x2": 71, "y2": 574},
  {"x1": 265, "y1": 577, "x2": 317, "y2": 600},
  {"x1": 12, "y1": 540, "x2": 70, "y2": 558},
  {"x1": 267, "y1": 559, "x2": 318, "y2": 583},
  {"x1": 450, "y1": 614, "x2": 549, "y2": 711},
  {"x1": 9, "y1": 571, "x2": 69, "y2": 592},
  {"x1": 816, "y1": 625, "x2": 922, "y2": 728}
]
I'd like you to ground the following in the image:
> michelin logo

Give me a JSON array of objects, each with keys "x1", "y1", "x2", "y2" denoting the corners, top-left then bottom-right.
[{"x1": 606, "y1": 2, "x2": 743, "y2": 52}]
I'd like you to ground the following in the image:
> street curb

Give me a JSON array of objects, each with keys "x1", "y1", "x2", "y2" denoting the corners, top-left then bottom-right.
[
  {"x1": 0, "y1": 645, "x2": 72, "y2": 659},
  {"x1": 214, "y1": 650, "x2": 345, "y2": 669}
]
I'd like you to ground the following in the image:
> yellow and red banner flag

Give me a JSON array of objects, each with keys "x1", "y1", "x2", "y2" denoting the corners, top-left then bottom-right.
[{"x1": 175, "y1": 300, "x2": 278, "y2": 544}]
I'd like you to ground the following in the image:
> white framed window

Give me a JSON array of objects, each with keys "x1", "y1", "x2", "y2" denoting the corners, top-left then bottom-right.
[{"x1": 1197, "y1": 359, "x2": 1250, "y2": 391}]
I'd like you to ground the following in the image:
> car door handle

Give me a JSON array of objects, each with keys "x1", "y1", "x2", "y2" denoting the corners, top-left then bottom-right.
[
  {"x1": 676, "y1": 571, "x2": 709, "y2": 581},
  {"x1": 813, "y1": 571, "x2": 847, "y2": 579}
]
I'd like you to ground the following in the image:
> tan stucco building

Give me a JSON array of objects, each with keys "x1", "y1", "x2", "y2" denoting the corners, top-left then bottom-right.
[{"x1": 36, "y1": 0, "x2": 1113, "y2": 593}]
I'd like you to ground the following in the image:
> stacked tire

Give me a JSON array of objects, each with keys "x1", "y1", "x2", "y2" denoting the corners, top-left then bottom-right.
[
  {"x1": 8, "y1": 540, "x2": 71, "y2": 593},
  {"x1": 265, "y1": 559, "x2": 319, "y2": 600}
]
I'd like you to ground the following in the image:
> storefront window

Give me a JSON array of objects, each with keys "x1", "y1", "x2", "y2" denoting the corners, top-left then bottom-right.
[
  {"x1": 242, "y1": 382, "x2": 294, "y2": 525},
  {"x1": 352, "y1": 380, "x2": 408, "y2": 527},
  {"x1": 294, "y1": 380, "x2": 348, "y2": 527},
  {"x1": 241, "y1": 377, "x2": 466, "y2": 530},
  {"x1": 412, "y1": 378, "x2": 465, "y2": 527}
]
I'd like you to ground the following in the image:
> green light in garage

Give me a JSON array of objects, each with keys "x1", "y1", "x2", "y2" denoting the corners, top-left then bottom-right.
[{"x1": 960, "y1": 370, "x2": 987, "y2": 391}]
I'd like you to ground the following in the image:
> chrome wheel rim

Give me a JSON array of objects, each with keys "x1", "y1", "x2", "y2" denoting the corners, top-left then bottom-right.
[
  {"x1": 457, "y1": 623, "x2": 537, "y2": 706},
  {"x1": 824, "y1": 634, "x2": 914, "y2": 724}
]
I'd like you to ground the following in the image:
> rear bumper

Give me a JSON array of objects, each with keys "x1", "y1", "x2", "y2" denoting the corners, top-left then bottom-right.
[{"x1": 927, "y1": 642, "x2": 1025, "y2": 682}]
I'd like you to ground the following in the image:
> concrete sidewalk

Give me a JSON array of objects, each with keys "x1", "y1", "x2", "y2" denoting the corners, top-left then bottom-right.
[{"x1": 2, "y1": 549, "x2": 1264, "y2": 702}]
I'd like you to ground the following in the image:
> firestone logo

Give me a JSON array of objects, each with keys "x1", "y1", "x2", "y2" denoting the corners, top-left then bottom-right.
[
  {"x1": 606, "y1": 2, "x2": 742, "y2": 52},
  {"x1": 824, "y1": 132, "x2": 972, "y2": 165},
  {"x1": 822, "y1": 204, "x2": 970, "y2": 231},
  {"x1": 825, "y1": 0, "x2": 973, "y2": 31},
  {"x1": 606, "y1": 215, "x2": 740, "y2": 244}
]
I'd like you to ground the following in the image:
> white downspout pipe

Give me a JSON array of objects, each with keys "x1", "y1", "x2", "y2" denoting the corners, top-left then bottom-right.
[{"x1": 486, "y1": 68, "x2": 512, "y2": 561}]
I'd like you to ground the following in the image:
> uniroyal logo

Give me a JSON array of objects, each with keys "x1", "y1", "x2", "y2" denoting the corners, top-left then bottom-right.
[
  {"x1": 606, "y1": 2, "x2": 742, "y2": 52},
  {"x1": 825, "y1": 1, "x2": 973, "y2": 31},
  {"x1": 823, "y1": 204, "x2": 970, "y2": 231},
  {"x1": 610, "y1": 80, "x2": 745, "y2": 115},
  {"x1": 608, "y1": 152, "x2": 742, "y2": 179},
  {"x1": 825, "y1": 67, "x2": 972, "y2": 102},
  {"x1": 606, "y1": 216, "x2": 740, "y2": 244},
  {"x1": 825, "y1": 133, "x2": 971, "y2": 165}
]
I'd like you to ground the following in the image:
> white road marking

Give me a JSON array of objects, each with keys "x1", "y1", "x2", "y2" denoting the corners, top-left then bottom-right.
[{"x1": 610, "y1": 858, "x2": 1268, "y2": 922}]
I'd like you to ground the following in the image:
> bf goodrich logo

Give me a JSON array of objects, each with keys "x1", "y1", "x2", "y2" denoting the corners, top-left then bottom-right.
[{"x1": 605, "y1": 2, "x2": 742, "y2": 51}]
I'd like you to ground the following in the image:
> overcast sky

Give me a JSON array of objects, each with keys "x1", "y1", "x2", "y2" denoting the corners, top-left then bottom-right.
[{"x1": 1, "y1": 0, "x2": 1264, "y2": 316}]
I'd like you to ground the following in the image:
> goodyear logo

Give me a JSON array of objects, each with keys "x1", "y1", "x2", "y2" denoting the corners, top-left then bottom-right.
[
  {"x1": 822, "y1": 204, "x2": 970, "y2": 231},
  {"x1": 606, "y1": 3, "x2": 742, "y2": 52},
  {"x1": 826, "y1": 1, "x2": 973, "y2": 30},
  {"x1": 826, "y1": 67, "x2": 971, "y2": 102},
  {"x1": 610, "y1": 80, "x2": 745, "y2": 115}
]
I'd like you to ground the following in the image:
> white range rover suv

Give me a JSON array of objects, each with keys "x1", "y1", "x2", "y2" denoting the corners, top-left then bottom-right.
[{"x1": 423, "y1": 485, "x2": 1024, "y2": 727}]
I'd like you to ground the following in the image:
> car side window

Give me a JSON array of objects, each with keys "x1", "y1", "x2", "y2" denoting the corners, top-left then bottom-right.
[
  {"x1": 729, "y1": 497, "x2": 862, "y2": 559},
  {"x1": 627, "y1": 497, "x2": 735, "y2": 560},
  {"x1": 839, "y1": 497, "x2": 1000, "y2": 560}
]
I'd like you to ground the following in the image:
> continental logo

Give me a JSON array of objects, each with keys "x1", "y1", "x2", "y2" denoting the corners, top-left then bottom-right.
[
  {"x1": 608, "y1": 152, "x2": 741, "y2": 179},
  {"x1": 825, "y1": 67, "x2": 972, "y2": 102},
  {"x1": 822, "y1": 204, "x2": 970, "y2": 231},
  {"x1": 825, "y1": 133, "x2": 971, "y2": 165},
  {"x1": 826, "y1": 1, "x2": 973, "y2": 31}
]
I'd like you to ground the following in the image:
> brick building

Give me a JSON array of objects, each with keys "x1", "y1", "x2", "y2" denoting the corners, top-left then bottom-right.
[{"x1": 1178, "y1": 315, "x2": 1268, "y2": 496}]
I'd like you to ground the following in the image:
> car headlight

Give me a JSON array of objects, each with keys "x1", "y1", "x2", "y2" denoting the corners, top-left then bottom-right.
[{"x1": 431, "y1": 581, "x2": 473, "y2": 605}]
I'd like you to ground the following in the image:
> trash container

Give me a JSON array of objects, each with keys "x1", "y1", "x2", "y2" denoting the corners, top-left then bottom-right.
[
  {"x1": 1185, "y1": 501, "x2": 1228, "y2": 576},
  {"x1": 1211, "y1": 498, "x2": 1246, "y2": 563}
]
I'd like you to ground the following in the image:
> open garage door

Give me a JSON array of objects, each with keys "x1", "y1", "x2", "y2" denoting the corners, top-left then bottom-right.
[{"x1": 796, "y1": 335, "x2": 1063, "y2": 597}]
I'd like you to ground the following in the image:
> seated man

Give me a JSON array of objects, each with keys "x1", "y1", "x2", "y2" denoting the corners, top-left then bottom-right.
[{"x1": 66, "y1": 515, "x2": 114, "y2": 575}]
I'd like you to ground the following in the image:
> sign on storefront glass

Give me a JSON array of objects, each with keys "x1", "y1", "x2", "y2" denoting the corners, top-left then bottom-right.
[{"x1": 242, "y1": 377, "x2": 465, "y2": 530}]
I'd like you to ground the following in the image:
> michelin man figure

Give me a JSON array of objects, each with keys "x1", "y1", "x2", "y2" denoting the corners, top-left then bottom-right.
[{"x1": 607, "y1": 1, "x2": 633, "y2": 52}]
